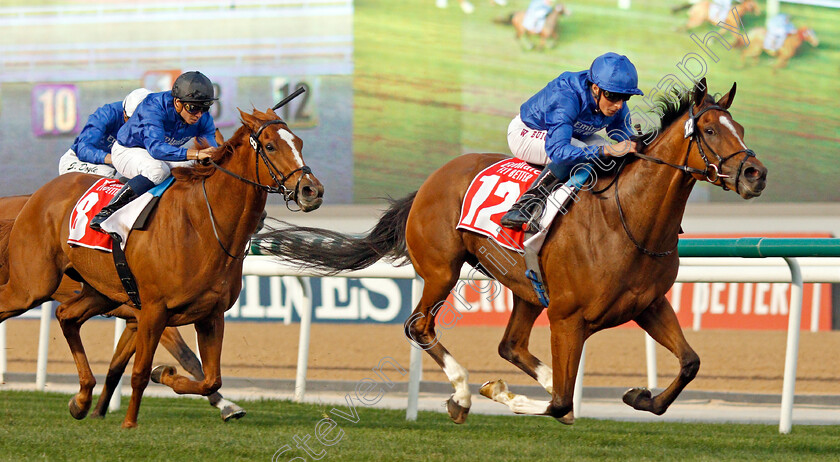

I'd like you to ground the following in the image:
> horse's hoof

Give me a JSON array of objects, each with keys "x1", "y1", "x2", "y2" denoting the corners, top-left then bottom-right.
[
  {"x1": 89, "y1": 412, "x2": 105, "y2": 420},
  {"x1": 479, "y1": 379, "x2": 509, "y2": 400},
  {"x1": 121, "y1": 420, "x2": 138, "y2": 429},
  {"x1": 556, "y1": 410, "x2": 574, "y2": 425},
  {"x1": 622, "y1": 387, "x2": 653, "y2": 411},
  {"x1": 446, "y1": 395, "x2": 470, "y2": 424},
  {"x1": 150, "y1": 365, "x2": 176, "y2": 384},
  {"x1": 221, "y1": 404, "x2": 247, "y2": 422},
  {"x1": 68, "y1": 396, "x2": 89, "y2": 420}
]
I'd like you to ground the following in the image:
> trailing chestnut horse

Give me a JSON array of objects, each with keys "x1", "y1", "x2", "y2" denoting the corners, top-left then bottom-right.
[
  {"x1": 739, "y1": 26, "x2": 819, "y2": 70},
  {"x1": 0, "y1": 195, "x2": 245, "y2": 421},
  {"x1": 0, "y1": 107, "x2": 323, "y2": 428},
  {"x1": 257, "y1": 79, "x2": 766, "y2": 423},
  {"x1": 495, "y1": 3, "x2": 568, "y2": 51},
  {"x1": 679, "y1": 0, "x2": 760, "y2": 31}
]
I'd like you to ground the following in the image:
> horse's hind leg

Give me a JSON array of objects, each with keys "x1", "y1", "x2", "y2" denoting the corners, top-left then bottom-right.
[
  {"x1": 91, "y1": 316, "x2": 138, "y2": 418},
  {"x1": 55, "y1": 286, "x2": 117, "y2": 419},
  {"x1": 404, "y1": 256, "x2": 471, "y2": 423},
  {"x1": 623, "y1": 296, "x2": 699, "y2": 415},
  {"x1": 480, "y1": 295, "x2": 575, "y2": 422},
  {"x1": 157, "y1": 325, "x2": 245, "y2": 421}
]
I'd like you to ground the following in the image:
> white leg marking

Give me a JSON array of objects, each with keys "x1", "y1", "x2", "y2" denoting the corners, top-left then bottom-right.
[
  {"x1": 214, "y1": 398, "x2": 234, "y2": 410},
  {"x1": 719, "y1": 116, "x2": 748, "y2": 150},
  {"x1": 442, "y1": 354, "x2": 471, "y2": 408},
  {"x1": 486, "y1": 380, "x2": 551, "y2": 415},
  {"x1": 535, "y1": 363, "x2": 554, "y2": 394}
]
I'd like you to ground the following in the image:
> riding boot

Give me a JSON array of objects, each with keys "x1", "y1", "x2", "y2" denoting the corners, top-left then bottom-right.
[
  {"x1": 89, "y1": 175, "x2": 154, "y2": 231},
  {"x1": 500, "y1": 167, "x2": 561, "y2": 230}
]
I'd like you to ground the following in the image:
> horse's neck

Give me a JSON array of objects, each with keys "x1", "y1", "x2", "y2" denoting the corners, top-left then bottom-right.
[
  {"x1": 606, "y1": 129, "x2": 694, "y2": 247},
  {"x1": 197, "y1": 145, "x2": 267, "y2": 256}
]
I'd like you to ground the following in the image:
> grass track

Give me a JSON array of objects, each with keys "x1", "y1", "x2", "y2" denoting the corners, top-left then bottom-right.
[{"x1": 2, "y1": 390, "x2": 840, "y2": 461}]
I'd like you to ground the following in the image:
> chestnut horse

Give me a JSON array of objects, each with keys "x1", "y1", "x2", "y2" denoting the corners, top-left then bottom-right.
[
  {"x1": 0, "y1": 195, "x2": 245, "y2": 421},
  {"x1": 739, "y1": 26, "x2": 819, "y2": 70},
  {"x1": 0, "y1": 107, "x2": 323, "y2": 428},
  {"x1": 680, "y1": 0, "x2": 760, "y2": 31},
  {"x1": 257, "y1": 79, "x2": 767, "y2": 423},
  {"x1": 496, "y1": 3, "x2": 568, "y2": 51}
]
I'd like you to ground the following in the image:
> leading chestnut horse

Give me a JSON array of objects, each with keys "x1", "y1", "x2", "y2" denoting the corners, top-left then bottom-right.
[
  {"x1": 257, "y1": 79, "x2": 767, "y2": 423},
  {"x1": 0, "y1": 195, "x2": 245, "y2": 422},
  {"x1": 0, "y1": 107, "x2": 323, "y2": 428}
]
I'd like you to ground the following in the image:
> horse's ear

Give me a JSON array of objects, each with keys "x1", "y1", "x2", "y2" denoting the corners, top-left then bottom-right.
[
  {"x1": 238, "y1": 108, "x2": 260, "y2": 130},
  {"x1": 267, "y1": 108, "x2": 281, "y2": 120},
  {"x1": 693, "y1": 77, "x2": 707, "y2": 108},
  {"x1": 214, "y1": 129, "x2": 225, "y2": 146},
  {"x1": 717, "y1": 82, "x2": 737, "y2": 110}
]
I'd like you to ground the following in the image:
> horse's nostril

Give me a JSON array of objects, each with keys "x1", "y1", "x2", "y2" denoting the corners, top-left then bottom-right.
[
  {"x1": 302, "y1": 186, "x2": 316, "y2": 198},
  {"x1": 744, "y1": 167, "x2": 761, "y2": 181}
]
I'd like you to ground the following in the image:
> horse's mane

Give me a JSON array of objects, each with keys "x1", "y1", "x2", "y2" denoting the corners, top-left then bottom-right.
[
  {"x1": 171, "y1": 108, "x2": 278, "y2": 183},
  {"x1": 641, "y1": 88, "x2": 715, "y2": 144}
]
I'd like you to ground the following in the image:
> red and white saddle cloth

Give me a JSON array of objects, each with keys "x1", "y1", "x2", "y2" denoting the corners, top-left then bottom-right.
[
  {"x1": 67, "y1": 178, "x2": 124, "y2": 252},
  {"x1": 456, "y1": 159, "x2": 541, "y2": 251}
]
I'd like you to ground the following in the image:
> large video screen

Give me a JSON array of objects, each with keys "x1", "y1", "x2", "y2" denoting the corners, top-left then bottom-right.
[{"x1": 1, "y1": 0, "x2": 838, "y2": 203}]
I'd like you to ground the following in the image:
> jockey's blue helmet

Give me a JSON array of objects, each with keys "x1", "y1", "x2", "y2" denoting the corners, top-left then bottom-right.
[{"x1": 587, "y1": 52, "x2": 644, "y2": 96}]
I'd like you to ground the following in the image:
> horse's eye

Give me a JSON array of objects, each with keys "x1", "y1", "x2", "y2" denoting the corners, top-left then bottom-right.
[
  {"x1": 704, "y1": 128, "x2": 715, "y2": 136},
  {"x1": 265, "y1": 143, "x2": 275, "y2": 152}
]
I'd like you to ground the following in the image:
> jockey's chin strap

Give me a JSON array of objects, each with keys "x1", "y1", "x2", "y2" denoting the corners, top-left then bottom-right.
[
  {"x1": 633, "y1": 104, "x2": 756, "y2": 195},
  {"x1": 208, "y1": 119, "x2": 311, "y2": 211}
]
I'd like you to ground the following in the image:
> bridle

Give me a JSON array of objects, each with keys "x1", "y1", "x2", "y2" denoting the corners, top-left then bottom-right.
[
  {"x1": 202, "y1": 88, "x2": 313, "y2": 259},
  {"x1": 600, "y1": 102, "x2": 756, "y2": 257}
]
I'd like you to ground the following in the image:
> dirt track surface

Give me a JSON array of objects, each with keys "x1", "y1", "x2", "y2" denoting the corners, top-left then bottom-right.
[{"x1": 4, "y1": 320, "x2": 840, "y2": 395}]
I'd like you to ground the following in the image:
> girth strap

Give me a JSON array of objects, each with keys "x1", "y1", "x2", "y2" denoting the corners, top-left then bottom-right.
[{"x1": 110, "y1": 234, "x2": 141, "y2": 308}]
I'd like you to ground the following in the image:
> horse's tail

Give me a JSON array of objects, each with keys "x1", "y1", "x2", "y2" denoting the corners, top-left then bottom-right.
[
  {"x1": 670, "y1": 2, "x2": 692, "y2": 14},
  {"x1": 256, "y1": 192, "x2": 416, "y2": 274},
  {"x1": 0, "y1": 219, "x2": 14, "y2": 283},
  {"x1": 493, "y1": 13, "x2": 514, "y2": 25}
]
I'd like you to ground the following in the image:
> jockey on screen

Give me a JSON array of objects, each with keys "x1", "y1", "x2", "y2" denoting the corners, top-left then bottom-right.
[
  {"x1": 522, "y1": 0, "x2": 556, "y2": 34},
  {"x1": 89, "y1": 71, "x2": 218, "y2": 231},
  {"x1": 764, "y1": 13, "x2": 796, "y2": 52},
  {"x1": 58, "y1": 88, "x2": 152, "y2": 178},
  {"x1": 500, "y1": 52, "x2": 643, "y2": 230}
]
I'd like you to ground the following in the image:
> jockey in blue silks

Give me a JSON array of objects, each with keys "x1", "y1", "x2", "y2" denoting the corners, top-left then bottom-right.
[
  {"x1": 58, "y1": 88, "x2": 152, "y2": 178},
  {"x1": 90, "y1": 71, "x2": 218, "y2": 230},
  {"x1": 500, "y1": 52, "x2": 644, "y2": 230}
]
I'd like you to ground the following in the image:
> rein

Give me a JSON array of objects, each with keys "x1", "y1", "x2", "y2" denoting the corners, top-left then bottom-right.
[
  {"x1": 596, "y1": 103, "x2": 756, "y2": 257},
  {"x1": 201, "y1": 89, "x2": 313, "y2": 259}
]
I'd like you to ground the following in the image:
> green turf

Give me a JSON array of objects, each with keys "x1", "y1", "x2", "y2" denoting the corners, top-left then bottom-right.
[
  {"x1": 353, "y1": 0, "x2": 840, "y2": 203},
  {"x1": 1, "y1": 390, "x2": 840, "y2": 461}
]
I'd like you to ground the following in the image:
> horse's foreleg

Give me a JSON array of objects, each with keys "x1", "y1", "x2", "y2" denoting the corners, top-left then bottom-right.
[
  {"x1": 123, "y1": 305, "x2": 168, "y2": 429},
  {"x1": 544, "y1": 313, "x2": 585, "y2": 421},
  {"x1": 624, "y1": 296, "x2": 699, "y2": 415},
  {"x1": 152, "y1": 310, "x2": 224, "y2": 399},
  {"x1": 55, "y1": 288, "x2": 116, "y2": 420},
  {"x1": 158, "y1": 324, "x2": 245, "y2": 421},
  {"x1": 91, "y1": 319, "x2": 138, "y2": 418},
  {"x1": 480, "y1": 296, "x2": 574, "y2": 421}
]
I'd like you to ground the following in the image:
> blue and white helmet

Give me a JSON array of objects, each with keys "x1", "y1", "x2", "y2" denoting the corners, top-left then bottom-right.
[{"x1": 587, "y1": 52, "x2": 644, "y2": 96}]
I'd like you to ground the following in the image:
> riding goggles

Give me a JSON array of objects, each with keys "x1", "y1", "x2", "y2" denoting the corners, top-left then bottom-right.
[
  {"x1": 602, "y1": 90, "x2": 632, "y2": 103},
  {"x1": 183, "y1": 102, "x2": 213, "y2": 115}
]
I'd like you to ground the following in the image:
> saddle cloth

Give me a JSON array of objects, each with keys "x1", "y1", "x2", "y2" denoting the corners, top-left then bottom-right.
[
  {"x1": 67, "y1": 177, "x2": 175, "y2": 252},
  {"x1": 457, "y1": 158, "x2": 587, "y2": 253}
]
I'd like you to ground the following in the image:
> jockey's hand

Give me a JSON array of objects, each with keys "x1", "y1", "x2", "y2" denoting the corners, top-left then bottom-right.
[
  {"x1": 604, "y1": 140, "x2": 637, "y2": 157},
  {"x1": 104, "y1": 154, "x2": 112, "y2": 165},
  {"x1": 188, "y1": 148, "x2": 214, "y2": 164}
]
